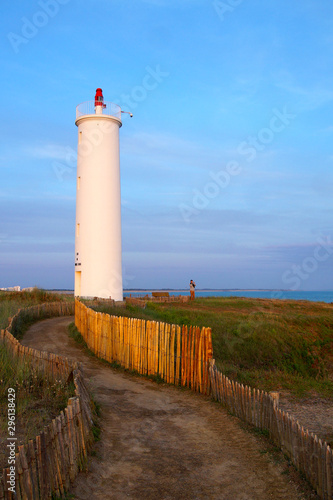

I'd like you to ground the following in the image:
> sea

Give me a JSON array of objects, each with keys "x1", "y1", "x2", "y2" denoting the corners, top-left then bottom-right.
[{"x1": 123, "y1": 290, "x2": 333, "y2": 303}]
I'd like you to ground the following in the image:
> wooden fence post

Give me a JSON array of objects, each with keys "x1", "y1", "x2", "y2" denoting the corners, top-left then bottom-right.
[{"x1": 176, "y1": 325, "x2": 181, "y2": 385}]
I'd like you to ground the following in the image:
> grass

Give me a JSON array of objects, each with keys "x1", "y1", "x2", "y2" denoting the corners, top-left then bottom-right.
[
  {"x1": 68, "y1": 321, "x2": 88, "y2": 348},
  {"x1": 92, "y1": 296, "x2": 333, "y2": 398},
  {"x1": 0, "y1": 289, "x2": 75, "y2": 472},
  {"x1": 0, "y1": 288, "x2": 74, "y2": 331},
  {"x1": 0, "y1": 342, "x2": 75, "y2": 470}
]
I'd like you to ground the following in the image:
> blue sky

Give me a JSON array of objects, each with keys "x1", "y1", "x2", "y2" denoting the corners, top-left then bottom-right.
[{"x1": 1, "y1": 0, "x2": 333, "y2": 290}]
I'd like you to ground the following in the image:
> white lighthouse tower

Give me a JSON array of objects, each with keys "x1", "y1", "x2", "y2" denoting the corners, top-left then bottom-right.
[{"x1": 74, "y1": 88, "x2": 124, "y2": 301}]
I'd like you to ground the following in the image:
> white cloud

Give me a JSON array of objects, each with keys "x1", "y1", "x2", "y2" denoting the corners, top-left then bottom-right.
[
  {"x1": 275, "y1": 80, "x2": 333, "y2": 112},
  {"x1": 123, "y1": 130, "x2": 204, "y2": 156},
  {"x1": 25, "y1": 143, "x2": 76, "y2": 162}
]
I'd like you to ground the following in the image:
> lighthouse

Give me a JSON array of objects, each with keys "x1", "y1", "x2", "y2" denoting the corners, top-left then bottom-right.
[{"x1": 74, "y1": 89, "x2": 124, "y2": 300}]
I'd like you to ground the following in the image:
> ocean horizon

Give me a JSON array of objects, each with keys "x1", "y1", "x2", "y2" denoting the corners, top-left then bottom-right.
[
  {"x1": 123, "y1": 289, "x2": 333, "y2": 303},
  {"x1": 48, "y1": 289, "x2": 333, "y2": 303}
]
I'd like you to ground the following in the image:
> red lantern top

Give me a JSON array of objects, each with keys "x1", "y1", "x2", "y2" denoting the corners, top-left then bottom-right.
[{"x1": 95, "y1": 88, "x2": 106, "y2": 107}]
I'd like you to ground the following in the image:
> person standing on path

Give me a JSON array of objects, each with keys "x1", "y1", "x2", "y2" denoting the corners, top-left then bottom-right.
[{"x1": 189, "y1": 279, "x2": 196, "y2": 300}]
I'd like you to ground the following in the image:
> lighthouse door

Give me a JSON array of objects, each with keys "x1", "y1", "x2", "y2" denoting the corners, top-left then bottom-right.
[{"x1": 75, "y1": 271, "x2": 81, "y2": 297}]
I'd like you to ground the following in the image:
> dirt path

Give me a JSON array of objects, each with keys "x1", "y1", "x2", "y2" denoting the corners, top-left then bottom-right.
[{"x1": 22, "y1": 317, "x2": 312, "y2": 500}]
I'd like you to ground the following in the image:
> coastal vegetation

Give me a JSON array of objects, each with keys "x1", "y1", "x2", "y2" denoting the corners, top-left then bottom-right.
[
  {"x1": 0, "y1": 288, "x2": 73, "y2": 327},
  {"x1": 93, "y1": 296, "x2": 333, "y2": 398},
  {"x1": 0, "y1": 289, "x2": 75, "y2": 472},
  {"x1": 0, "y1": 289, "x2": 331, "y2": 473}
]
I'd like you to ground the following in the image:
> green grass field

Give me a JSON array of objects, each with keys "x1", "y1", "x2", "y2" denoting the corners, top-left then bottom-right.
[
  {"x1": 0, "y1": 288, "x2": 74, "y2": 333},
  {"x1": 93, "y1": 296, "x2": 333, "y2": 398}
]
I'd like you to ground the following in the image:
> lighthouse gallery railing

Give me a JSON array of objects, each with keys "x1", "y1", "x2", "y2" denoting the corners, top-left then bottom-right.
[{"x1": 76, "y1": 100, "x2": 121, "y2": 120}]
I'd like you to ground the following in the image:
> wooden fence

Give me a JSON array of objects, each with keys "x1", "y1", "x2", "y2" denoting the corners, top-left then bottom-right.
[
  {"x1": 0, "y1": 302, "x2": 94, "y2": 500},
  {"x1": 209, "y1": 363, "x2": 333, "y2": 500},
  {"x1": 1, "y1": 302, "x2": 75, "y2": 383},
  {"x1": 9, "y1": 302, "x2": 75, "y2": 338},
  {"x1": 75, "y1": 299, "x2": 213, "y2": 394}
]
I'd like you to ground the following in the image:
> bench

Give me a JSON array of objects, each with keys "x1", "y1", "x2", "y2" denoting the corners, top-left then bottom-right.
[{"x1": 152, "y1": 291, "x2": 170, "y2": 298}]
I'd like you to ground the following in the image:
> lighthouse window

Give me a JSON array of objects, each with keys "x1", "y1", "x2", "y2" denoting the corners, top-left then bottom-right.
[
  {"x1": 77, "y1": 176, "x2": 81, "y2": 190},
  {"x1": 79, "y1": 131, "x2": 82, "y2": 144},
  {"x1": 76, "y1": 223, "x2": 80, "y2": 237}
]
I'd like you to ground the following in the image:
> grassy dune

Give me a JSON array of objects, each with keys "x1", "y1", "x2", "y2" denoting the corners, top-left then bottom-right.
[
  {"x1": 94, "y1": 296, "x2": 333, "y2": 398},
  {"x1": 0, "y1": 289, "x2": 75, "y2": 471}
]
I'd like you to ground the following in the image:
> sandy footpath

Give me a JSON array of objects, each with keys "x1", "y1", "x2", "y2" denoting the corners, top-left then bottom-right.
[{"x1": 21, "y1": 317, "x2": 313, "y2": 500}]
